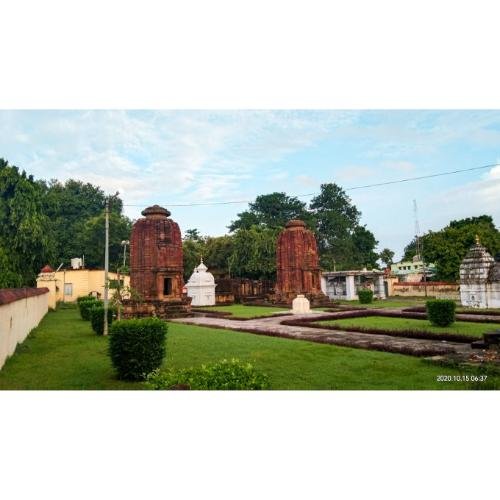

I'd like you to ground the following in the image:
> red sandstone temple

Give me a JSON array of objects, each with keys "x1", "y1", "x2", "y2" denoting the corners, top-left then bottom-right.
[
  {"x1": 274, "y1": 219, "x2": 329, "y2": 306},
  {"x1": 123, "y1": 204, "x2": 191, "y2": 318}
]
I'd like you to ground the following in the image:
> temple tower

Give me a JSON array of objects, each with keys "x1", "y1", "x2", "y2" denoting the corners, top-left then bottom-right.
[
  {"x1": 124, "y1": 204, "x2": 191, "y2": 318},
  {"x1": 274, "y1": 219, "x2": 328, "y2": 305}
]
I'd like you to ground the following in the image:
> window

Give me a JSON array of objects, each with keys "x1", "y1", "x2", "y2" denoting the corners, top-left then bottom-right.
[
  {"x1": 64, "y1": 283, "x2": 73, "y2": 296},
  {"x1": 163, "y1": 277, "x2": 172, "y2": 296}
]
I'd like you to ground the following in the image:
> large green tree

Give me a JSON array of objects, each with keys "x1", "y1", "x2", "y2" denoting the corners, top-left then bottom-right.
[
  {"x1": 229, "y1": 192, "x2": 312, "y2": 231},
  {"x1": 0, "y1": 158, "x2": 55, "y2": 286},
  {"x1": 310, "y1": 183, "x2": 378, "y2": 270},
  {"x1": 403, "y1": 215, "x2": 500, "y2": 281},
  {"x1": 229, "y1": 226, "x2": 279, "y2": 279}
]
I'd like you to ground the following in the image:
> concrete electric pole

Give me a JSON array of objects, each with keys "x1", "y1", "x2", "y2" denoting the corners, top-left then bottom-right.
[{"x1": 103, "y1": 197, "x2": 110, "y2": 336}]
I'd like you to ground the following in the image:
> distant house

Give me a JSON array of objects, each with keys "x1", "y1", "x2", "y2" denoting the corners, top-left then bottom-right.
[
  {"x1": 390, "y1": 255, "x2": 436, "y2": 282},
  {"x1": 36, "y1": 263, "x2": 130, "y2": 309}
]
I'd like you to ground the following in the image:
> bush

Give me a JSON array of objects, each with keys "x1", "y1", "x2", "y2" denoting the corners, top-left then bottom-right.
[
  {"x1": 426, "y1": 299, "x2": 456, "y2": 327},
  {"x1": 358, "y1": 289, "x2": 374, "y2": 304},
  {"x1": 145, "y1": 359, "x2": 270, "y2": 390},
  {"x1": 109, "y1": 318, "x2": 167, "y2": 381},
  {"x1": 90, "y1": 304, "x2": 115, "y2": 335},
  {"x1": 78, "y1": 297, "x2": 99, "y2": 320}
]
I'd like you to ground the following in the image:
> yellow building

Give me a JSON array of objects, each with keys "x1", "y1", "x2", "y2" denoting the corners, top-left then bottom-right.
[{"x1": 36, "y1": 265, "x2": 130, "y2": 309}]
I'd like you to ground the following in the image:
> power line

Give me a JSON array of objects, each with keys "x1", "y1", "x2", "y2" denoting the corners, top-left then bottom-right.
[{"x1": 122, "y1": 162, "x2": 499, "y2": 208}]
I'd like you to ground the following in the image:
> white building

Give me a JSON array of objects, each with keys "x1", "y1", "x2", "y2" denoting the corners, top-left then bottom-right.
[
  {"x1": 459, "y1": 236, "x2": 500, "y2": 308},
  {"x1": 185, "y1": 259, "x2": 217, "y2": 306},
  {"x1": 321, "y1": 269, "x2": 386, "y2": 301}
]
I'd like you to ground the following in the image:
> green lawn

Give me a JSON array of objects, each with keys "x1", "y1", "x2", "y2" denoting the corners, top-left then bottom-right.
[
  {"x1": 335, "y1": 298, "x2": 429, "y2": 309},
  {"x1": 194, "y1": 304, "x2": 289, "y2": 317},
  {"x1": 1, "y1": 306, "x2": 499, "y2": 389},
  {"x1": 317, "y1": 316, "x2": 498, "y2": 337}
]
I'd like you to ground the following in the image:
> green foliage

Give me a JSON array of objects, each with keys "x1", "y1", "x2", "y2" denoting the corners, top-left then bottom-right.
[
  {"x1": 229, "y1": 226, "x2": 280, "y2": 279},
  {"x1": 78, "y1": 210, "x2": 132, "y2": 269},
  {"x1": 145, "y1": 359, "x2": 270, "y2": 390},
  {"x1": 90, "y1": 304, "x2": 115, "y2": 335},
  {"x1": 229, "y1": 192, "x2": 312, "y2": 231},
  {"x1": 78, "y1": 297, "x2": 99, "y2": 320},
  {"x1": 310, "y1": 184, "x2": 378, "y2": 270},
  {"x1": 426, "y1": 299, "x2": 456, "y2": 327},
  {"x1": 0, "y1": 158, "x2": 55, "y2": 286},
  {"x1": 379, "y1": 248, "x2": 395, "y2": 267},
  {"x1": 358, "y1": 289, "x2": 374, "y2": 304},
  {"x1": 109, "y1": 318, "x2": 168, "y2": 380},
  {"x1": 403, "y1": 215, "x2": 500, "y2": 281}
]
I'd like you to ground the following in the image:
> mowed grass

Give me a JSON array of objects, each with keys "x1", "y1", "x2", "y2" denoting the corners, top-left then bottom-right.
[
  {"x1": 335, "y1": 298, "x2": 429, "y2": 309},
  {"x1": 1, "y1": 306, "x2": 499, "y2": 390},
  {"x1": 317, "y1": 316, "x2": 498, "y2": 337},
  {"x1": 194, "y1": 304, "x2": 289, "y2": 317}
]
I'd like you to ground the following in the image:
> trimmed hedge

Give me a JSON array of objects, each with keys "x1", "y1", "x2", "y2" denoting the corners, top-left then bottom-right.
[
  {"x1": 109, "y1": 318, "x2": 168, "y2": 381},
  {"x1": 90, "y1": 304, "x2": 115, "y2": 335},
  {"x1": 78, "y1": 297, "x2": 99, "y2": 321},
  {"x1": 358, "y1": 289, "x2": 374, "y2": 304},
  {"x1": 145, "y1": 359, "x2": 270, "y2": 390},
  {"x1": 426, "y1": 299, "x2": 456, "y2": 327}
]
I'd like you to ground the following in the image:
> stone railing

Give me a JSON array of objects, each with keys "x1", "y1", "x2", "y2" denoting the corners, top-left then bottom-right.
[
  {"x1": 392, "y1": 282, "x2": 459, "y2": 300},
  {"x1": 0, "y1": 288, "x2": 49, "y2": 370}
]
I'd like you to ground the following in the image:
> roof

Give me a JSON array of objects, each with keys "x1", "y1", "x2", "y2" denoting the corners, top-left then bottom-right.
[
  {"x1": 141, "y1": 204, "x2": 171, "y2": 218},
  {"x1": 40, "y1": 264, "x2": 54, "y2": 273},
  {"x1": 0, "y1": 287, "x2": 49, "y2": 306}
]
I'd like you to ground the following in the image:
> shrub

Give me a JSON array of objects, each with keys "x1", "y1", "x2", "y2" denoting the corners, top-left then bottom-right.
[
  {"x1": 109, "y1": 318, "x2": 167, "y2": 380},
  {"x1": 78, "y1": 297, "x2": 99, "y2": 320},
  {"x1": 358, "y1": 289, "x2": 374, "y2": 304},
  {"x1": 426, "y1": 299, "x2": 456, "y2": 327},
  {"x1": 145, "y1": 359, "x2": 270, "y2": 390},
  {"x1": 90, "y1": 304, "x2": 115, "y2": 335}
]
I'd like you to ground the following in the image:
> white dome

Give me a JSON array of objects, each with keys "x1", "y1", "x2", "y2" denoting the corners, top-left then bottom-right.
[{"x1": 186, "y1": 258, "x2": 216, "y2": 287}]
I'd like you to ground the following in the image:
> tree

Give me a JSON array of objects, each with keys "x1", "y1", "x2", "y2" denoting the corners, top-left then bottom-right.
[
  {"x1": 229, "y1": 192, "x2": 311, "y2": 231},
  {"x1": 0, "y1": 158, "x2": 55, "y2": 286},
  {"x1": 310, "y1": 183, "x2": 377, "y2": 270},
  {"x1": 379, "y1": 248, "x2": 395, "y2": 268},
  {"x1": 229, "y1": 226, "x2": 279, "y2": 279},
  {"x1": 39, "y1": 178, "x2": 124, "y2": 267},
  {"x1": 184, "y1": 228, "x2": 202, "y2": 241},
  {"x1": 77, "y1": 211, "x2": 132, "y2": 270},
  {"x1": 402, "y1": 215, "x2": 500, "y2": 281}
]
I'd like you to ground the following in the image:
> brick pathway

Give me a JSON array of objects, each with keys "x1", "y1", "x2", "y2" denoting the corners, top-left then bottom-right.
[{"x1": 171, "y1": 312, "x2": 473, "y2": 357}]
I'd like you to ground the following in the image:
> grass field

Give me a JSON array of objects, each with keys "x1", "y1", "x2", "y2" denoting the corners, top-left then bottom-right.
[
  {"x1": 317, "y1": 316, "x2": 498, "y2": 337},
  {"x1": 1, "y1": 306, "x2": 499, "y2": 390},
  {"x1": 335, "y1": 298, "x2": 429, "y2": 309},
  {"x1": 194, "y1": 304, "x2": 289, "y2": 317}
]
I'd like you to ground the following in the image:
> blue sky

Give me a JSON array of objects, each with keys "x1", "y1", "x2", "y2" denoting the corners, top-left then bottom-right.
[{"x1": 1, "y1": 110, "x2": 499, "y2": 260}]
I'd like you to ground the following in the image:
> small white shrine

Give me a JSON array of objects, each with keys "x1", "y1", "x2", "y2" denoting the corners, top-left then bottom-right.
[{"x1": 186, "y1": 258, "x2": 217, "y2": 306}]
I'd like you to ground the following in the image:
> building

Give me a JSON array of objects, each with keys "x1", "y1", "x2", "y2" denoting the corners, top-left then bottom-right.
[
  {"x1": 459, "y1": 236, "x2": 500, "y2": 308},
  {"x1": 321, "y1": 269, "x2": 386, "y2": 301},
  {"x1": 186, "y1": 258, "x2": 217, "y2": 306},
  {"x1": 36, "y1": 265, "x2": 129, "y2": 309},
  {"x1": 123, "y1": 204, "x2": 191, "y2": 318},
  {"x1": 390, "y1": 255, "x2": 436, "y2": 282},
  {"x1": 274, "y1": 219, "x2": 330, "y2": 306}
]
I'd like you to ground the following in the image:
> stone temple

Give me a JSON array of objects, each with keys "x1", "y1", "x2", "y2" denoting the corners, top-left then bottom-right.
[
  {"x1": 274, "y1": 219, "x2": 330, "y2": 306},
  {"x1": 123, "y1": 204, "x2": 191, "y2": 318},
  {"x1": 459, "y1": 236, "x2": 500, "y2": 309}
]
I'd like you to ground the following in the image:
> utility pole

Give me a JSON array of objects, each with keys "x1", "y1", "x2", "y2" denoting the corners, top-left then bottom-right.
[
  {"x1": 103, "y1": 197, "x2": 110, "y2": 336},
  {"x1": 413, "y1": 199, "x2": 427, "y2": 297}
]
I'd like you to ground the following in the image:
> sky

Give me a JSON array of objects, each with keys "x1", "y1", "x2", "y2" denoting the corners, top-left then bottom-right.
[{"x1": 1, "y1": 109, "x2": 499, "y2": 260}]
